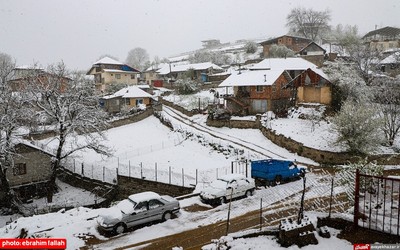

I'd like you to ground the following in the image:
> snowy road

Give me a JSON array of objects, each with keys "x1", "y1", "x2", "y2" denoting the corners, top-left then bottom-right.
[{"x1": 162, "y1": 105, "x2": 318, "y2": 166}]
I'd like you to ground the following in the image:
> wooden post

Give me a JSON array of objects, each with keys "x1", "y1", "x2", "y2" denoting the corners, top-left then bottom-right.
[
  {"x1": 231, "y1": 161, "x2": 234, "y2": 174},
  {"x1": 140, "y1": 162, "x2": 143, "y2": 179},
  {"x1": 169, "y1": 166, "x2": 171, "y2": 184},
  {"x1": 103, "y1": 166, "x2": 105, "y2": 182},
  {"x1": 329, "y1": 176, "x2": 334, "y2": 218},
  {"x1": 129, "y1": 161, "x2": 131, "y2": 177},
  {"x1": 260, "y1": 198, "x2": 263, "y2": 231},
  {"x1": 354, "y1": 169, "x2": 360, "y2": 228},
  {"x1": 196, "y1": 169, "x2": 198, "y2": 185},
  {"x1": 226, "y1": 187, "x2": 234, "y2": 236},
  {"x1": 182, "y1": 168, "x2": 184, "y2": 187},
  {"x1": 155, "y1": 163, "x2": 158, "y2": 181}
]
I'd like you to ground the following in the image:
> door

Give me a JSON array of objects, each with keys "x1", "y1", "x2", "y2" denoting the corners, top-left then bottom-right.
[
  {"x1": 251, "y1": 99, "x2": 267, "y2": 113},
  {"x1": 126, "y1": 201, "x2": 149, "y2": 227},
  {"x1": 148, "y1": 199, "x2": 166, "y2": 221}
]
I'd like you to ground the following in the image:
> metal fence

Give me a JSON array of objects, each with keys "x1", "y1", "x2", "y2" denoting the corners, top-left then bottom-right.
[
  {"x1": 354, "y1": 170, "x2": 400, "y2": 235},
  {"x1": 62, "y1": 158, "x2": 250, "y2": 187}
]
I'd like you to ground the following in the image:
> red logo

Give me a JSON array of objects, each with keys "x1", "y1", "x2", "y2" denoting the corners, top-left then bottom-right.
[{"x1": 354, "y1": 244, "x2": 370, "y2": 250}]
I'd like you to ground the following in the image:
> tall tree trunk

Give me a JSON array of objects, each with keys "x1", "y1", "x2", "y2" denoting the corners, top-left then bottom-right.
[
  {"x1": 46, "y1": 128, "x2": 65, "y2": 203},
  {"x1": 0, "y1": 166, "x2": 13, "y2": 207}
]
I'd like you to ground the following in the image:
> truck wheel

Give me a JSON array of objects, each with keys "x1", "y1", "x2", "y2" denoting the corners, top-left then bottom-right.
[{"x1": 275, "y1": 175, "x2": 282, "y2": 185}]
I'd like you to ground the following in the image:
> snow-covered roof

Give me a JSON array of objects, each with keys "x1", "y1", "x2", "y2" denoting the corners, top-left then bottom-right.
[
  {"x1": 251, "y1": 57, "x2": 318, "y2": 71},
  {"x1": 158, "y1": 62, "x2": 223, "y2": 75},
  {"x1": 93, "y1": 57, "x2": 124, "y2": 65},
  {"x1": 219, "y1": 70, "x2": 285, "y2": 87},
  {"x1": 218, "y1": 173, "x2": 247, "y2": 182},
  {"x1": 380, "y1": 52, "x2": 400, "y2": 64},
  {"x1": 102, "y1": 85, "x2": 153, "y2": 99},
  {"x1": 144, "y1": 63, "x2": 169, "y2": 72},
  {"x1": 128, "y1": 191, "x2": 160, "y2": 202}
]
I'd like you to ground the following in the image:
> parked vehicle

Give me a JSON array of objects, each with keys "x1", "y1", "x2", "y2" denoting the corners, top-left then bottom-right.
[
  {"x1": 200, "y1": 174, "x2": 255, "y2": 205},
  {"x1": 97, "y1": 191, "x2": 180, "y2": 234},
  {"x1": 251, "y1": 159, "x2": 306, "y2": 186}
]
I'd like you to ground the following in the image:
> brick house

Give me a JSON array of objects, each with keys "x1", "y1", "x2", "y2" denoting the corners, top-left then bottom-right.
[
  {"x1": 86, "y1": 57, "x2": 141, "y2": 93},
  {"x1": 0, "y1": 142, "x2": 54, "y2": 201},
  {"x1": 297, "y1": 42, "x2": 326, "y2": 67},
  {"x1": 219, "y1": 58, "x2": 331, "y2": 115},
  {"x1": 260, "y1": 35, "x2": 312, "y2": 58}
]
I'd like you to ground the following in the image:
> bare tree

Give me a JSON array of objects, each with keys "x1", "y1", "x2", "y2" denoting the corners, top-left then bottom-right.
[
  {"x1": 25, "y1": 63, "x2": 111, "y2": 202},
  {"x1": 125, "y1": 47, "x2": 149, "y2": 71},
  {"x1": 373, "y1": 77, "x2": 400, "y2": 146},
  {"x1": 286, "y1": 7, "x2": 331, "y2": 41},
  {"x1": 0, "y1": 52, "x2": 15, "y2": 85}
]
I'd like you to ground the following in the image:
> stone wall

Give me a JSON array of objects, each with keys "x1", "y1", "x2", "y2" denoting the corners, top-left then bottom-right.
[
  {"x1": 57, "y1": 167, "x2": 118, "y2": 207},
  {"x1": 117, "y1": 175, "x2": 195, "y2": 200},
  {"x1": 206, "y1": 117, "x2": 259, "y2": 129},
  {"x1": 107, "y1": 107, "x2": 154, "y2": 129},
  {"x1": 159, "y1": 98, "x2": 201, "y2": 117}
]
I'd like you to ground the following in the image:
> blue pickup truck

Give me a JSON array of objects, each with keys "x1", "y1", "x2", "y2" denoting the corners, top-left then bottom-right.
[{"x1": 251, "y1": 159, "x2": 306, "y2": 186}]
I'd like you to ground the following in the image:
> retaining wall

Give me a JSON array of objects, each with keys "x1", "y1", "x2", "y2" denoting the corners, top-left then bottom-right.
[{"x1": 117, "y1": 175, "x2": 194, "y2": 200}]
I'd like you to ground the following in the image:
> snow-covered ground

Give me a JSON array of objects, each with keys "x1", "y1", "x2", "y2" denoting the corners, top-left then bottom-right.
[{"x1": 163, "y1": 90, "x2": 219, "y2": 111}]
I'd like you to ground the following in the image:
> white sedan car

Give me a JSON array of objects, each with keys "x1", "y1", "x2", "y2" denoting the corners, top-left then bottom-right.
[{"x1": 200, "y1": 174, "x2": 255, "y2": 205}]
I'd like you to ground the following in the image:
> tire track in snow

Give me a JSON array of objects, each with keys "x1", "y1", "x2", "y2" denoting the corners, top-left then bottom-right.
[{"x1": 162, "y1": 105, "x2": 315, "y2": 166}]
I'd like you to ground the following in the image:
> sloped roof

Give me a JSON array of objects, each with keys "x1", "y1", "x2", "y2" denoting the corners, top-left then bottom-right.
[
  {"x1": 363, "y1": 26, "x2": 400, "y2": 39},
  {"x1": 250, "y1": 57, "x2": 318, "y2": 71},
  {"x1": 157, "y1": 62, "x2": 223, "y2": 75},
  {"x1": 93, "y1": 57, "x2": 124, "y2": 65},
  {"x1": 219, "y1": 70, "x2": 285, "y2": 87},
  {"x1": 380, "y1": 52, "x2": 400, "y2": 64},
  {"x1": 259, "y1": 35, "x2": 311, "y2": 45},
  {"x1": 297, "y1": 42, "x2": 326, "y2": 54},
  {"x1": 102, "y1": 85, "x2": 152, "y2": 99}
]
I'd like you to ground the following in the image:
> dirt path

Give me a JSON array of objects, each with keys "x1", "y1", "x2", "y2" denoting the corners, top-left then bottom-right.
[{"x1": 87, "y1": 191, "x2": 349, "y2": 250}]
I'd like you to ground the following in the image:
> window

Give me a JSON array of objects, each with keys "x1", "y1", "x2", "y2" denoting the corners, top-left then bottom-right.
[
  {"x1": 13, "y1": 163, "x2": 27, "y2": 176},
  {"x1": 131, "y1": 74, "x2": 135, "y2": 79},
  {"x1": 135, "y1": 202, "x2": 148, "y2": 212},
  {"x1": 149, "y1": 199, "x2": 164, "y2": 209},
  {"x1": 125, "y1": 99, "x2": 131, "y2": 105},
  {"x1": 136, "y1": 99, "x2": 143, "y2": 106},
  {"x1": 256, "y1": 86, "x2": 264, "y2": 92},
  {"x1": 115, "y1": 74, "x2": 121, "y2": 79}
]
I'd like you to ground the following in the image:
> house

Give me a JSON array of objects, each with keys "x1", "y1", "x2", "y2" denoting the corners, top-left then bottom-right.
[
  {"x1": 99, "y1": 85, "x2": 153, "y2": 113},
  {"x1": 0, "y1": 141, "x2": 54, "y2": 201},
  {"x1": 142, "y1": 63, "x2": 169, "y2": 87},
  {"x1": 157, "y1": 62, "x2": 223, "y2": 83},
  {"x1": 378, "y1": 51, "x2": 400, "y2": 76},
  {"x1": 285, "y1": 68, "x2": 332, "y2": 105},
  {"x1": 260, "y1": 35, "x2": 312, "y2": 58},
  {"x1": 363, "y1": 26, "x2": 400, "y2": 51},
  {"x1": 296, "y1": 42, "x2": 326, "y2": 67},
  {"x1": 8, "y1": 66, "x2": 70, "y2": 93},
  {"x1": 219, "y1": 69, "x2": 292, "y2": 115},
  {"x1": 86, "y1": 57, "x2": 141, "y2": 93},
  {"x1": 219, "y1": 58, "x2": 331, "y2": 115}
]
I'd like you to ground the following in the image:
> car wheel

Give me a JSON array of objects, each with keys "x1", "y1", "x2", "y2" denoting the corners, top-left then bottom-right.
[
  {"x1": 113, "y1": 223, "x2": 127, "y2": 235},
  {"x1": 245, "y1": 190, "x2": 253, "y2": 197},
  {"x1": 275, "y1": 175, "x2": 282, "y2": 185},
  {"x1": 163, "y1": 211, "x2": 172, "y2": 221}
]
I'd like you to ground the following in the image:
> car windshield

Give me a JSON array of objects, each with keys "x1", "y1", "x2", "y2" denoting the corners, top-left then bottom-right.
[
  {"x1": 116, "y1": 199, "x2": 136, "y2": 214},
  {"x1": 211, "y1": 179, "x2": 228, "y2": 189}
]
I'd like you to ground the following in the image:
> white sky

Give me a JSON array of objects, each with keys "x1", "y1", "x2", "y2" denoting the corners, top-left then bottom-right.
[{"x1": 1, "y1": 0, "x2": 399, "y2": 70}]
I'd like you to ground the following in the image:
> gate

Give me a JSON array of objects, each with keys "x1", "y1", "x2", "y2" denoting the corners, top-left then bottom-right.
[{"x1": 354, "y1": 169, "x2": 400, "y2": 235}]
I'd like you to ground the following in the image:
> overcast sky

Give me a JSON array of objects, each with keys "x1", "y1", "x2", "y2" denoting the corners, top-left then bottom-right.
[{"x1": 1, "y1": 0, "x2": 399, "y2": 70}]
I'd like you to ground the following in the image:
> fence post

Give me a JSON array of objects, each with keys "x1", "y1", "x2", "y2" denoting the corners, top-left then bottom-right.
[
  {"x1": 155, "y1": 163, "x2": 158, "y2": 182},
  {"x1": 92, "y1": 164, "x2": 94, "y2": 179},
  {"x1": 129, "y1": 161, "x2": 131, "y2": 177},
  {"x1": 81, "y1": 163, "x2": 84, "y2": 176},
  {"x1": 182, "y1": 168, "x2": 184, "y2": 187},
  {"x1": 103, "y1": 166, "x2": 105, "y2": 182},
  {"x1": 74, "y1": 159, "x2": 76, "y2": 173},
  {"x1": 196, "y1": 169, "x2": 198, "y2": 185},
  {"x1": 329, "y1": 176, "x2": 334, "y2": 218},
  {"x1": 140, "y1": 162, "x2": 143, "y2": 179},
  {"x1": 354, "y1": 169, "x2": 360, "y2": 228},
  {"x1": 246, "y1": 159, "x2": 248, "y2": 178},
  {"x1": 169, "y1": 166, "x2": 171, "y2": 184},
  {"x1": 231, "y1": 161, "x2": 234, "y2": 174}
]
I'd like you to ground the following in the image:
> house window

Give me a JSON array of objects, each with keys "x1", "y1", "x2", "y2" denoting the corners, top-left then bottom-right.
[
  {"x1": 136, "y1": 99, "x2": 143, "y2": 106},
  {"x1": 131, "y1": 74, "x2": 135, "y2": 79},
  {"x1": 256, "y1": 86, "x2": 264, "y2": 92},
  {"x1": 115, "y1": 74, "x2": 121, "y2": 79},
  {"x1": 125, "y1": 99, "x2": 131, "y2": 105},
  {"x1": 13, "y1": 163, "x2": 27, "y2": 176},
  {"x1": 272, "y1": 85, "x2": 277, "y2": 92}
]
